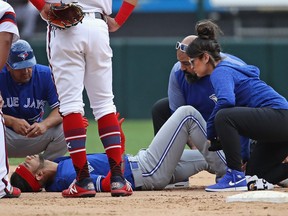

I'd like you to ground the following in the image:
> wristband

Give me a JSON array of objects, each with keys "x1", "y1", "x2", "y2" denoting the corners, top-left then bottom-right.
[
  {"x1": 115, "y1": 1, "x2": 135, "y2": 26},
  {"x1": 29, "y1": 0, "x2": 46, "y2": 11}
]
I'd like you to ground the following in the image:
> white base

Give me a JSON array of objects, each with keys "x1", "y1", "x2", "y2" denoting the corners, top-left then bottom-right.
[{"x1": 226, "y1": 191, "x2": 288, "y2": 203}]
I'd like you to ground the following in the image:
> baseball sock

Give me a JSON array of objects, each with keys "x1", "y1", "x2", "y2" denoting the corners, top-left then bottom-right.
[
  {"x1": 98, "y1": 113, "x2": 123, "y2": 181},
  {"x1": 63, "y1": 113, "x2": 90, "y2": 182},
  {"x1": 101, "y1": 172, "x2": 111, "y2": 192}
]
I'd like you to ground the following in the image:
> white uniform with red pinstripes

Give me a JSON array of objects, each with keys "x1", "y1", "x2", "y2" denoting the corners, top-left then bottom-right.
[
  {"x1": 0, "y1": 0, "x2": 19, "y2": 198},
  {"x1": 46, "y1": 0, "x2": 115, "y2": 120}
]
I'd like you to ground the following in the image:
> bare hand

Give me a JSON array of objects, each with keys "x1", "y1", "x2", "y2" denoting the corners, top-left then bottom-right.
[
  {"x1": 40, "y1": 3, "x2": 51, "y2": 21},
  {"x1": 105, "y1": 16, "x2": 121, "y2": 32},
  {"x1": 11, "y1": 119, "x2": 31, "y2": 136},
  {"x1": 26, "y1": 122, "x2": 47, "y2": 138}
]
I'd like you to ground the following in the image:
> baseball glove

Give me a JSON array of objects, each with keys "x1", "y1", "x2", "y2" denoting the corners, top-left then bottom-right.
[{"x1": 48, "y1": 2, "x2": 84, "y2": 30}]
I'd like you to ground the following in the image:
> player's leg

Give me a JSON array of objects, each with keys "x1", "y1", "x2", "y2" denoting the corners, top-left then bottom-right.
[
  {"x1": 170, "y1": 149, "x2": 212, "y2": 184},
  {"x1": 5, "y1": 125, "x2": 67, "y2": 161},
  {"x1": 0, "y1": 114, "x2": 21, "y2": 198},
  {"x1": 47, "y1": 23, "x2": 95, "y2": 198},
  {"x1": 164, "y1": 149, "x2": 210, "y2": 189},
  {"x1": 246, "y1": 140, "x2": 288, "y2": 185},
  {"x1": 151, "y1": 97, "x2": 171, "y2": 135},
  {"x1": 84, "y1": 17, "x2": 131, "y2": 197},
  {"x1": 38, "y1": 124, "x2": 67, "y2": 160},
  {"x1": 151, "y1": 98, "x2": 197, "y2": 149},
  {"x1": 215, "y1": 107, "x2": 288, "y2": 171},
  {"x1": 206, "y1": 107, "x2": 288, "y2": 192},
  {"x1": 136, "y1": 105, "x2": 226, "y2": 190}
]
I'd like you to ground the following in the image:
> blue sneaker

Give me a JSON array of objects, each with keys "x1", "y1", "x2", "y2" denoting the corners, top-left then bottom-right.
[{"x1": 205, "y1": 169, "x2": 248, "y2": 192}]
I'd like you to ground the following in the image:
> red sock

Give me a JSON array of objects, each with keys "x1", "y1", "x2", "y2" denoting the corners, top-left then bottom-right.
[
  {"x1": 101, "y1": 171, "x2": 111, "y2": 192},
  {"x1": 63, "y1": 113, "x2": 89, "y2": 181},
  {"x1": 98, "y1": 113, "x2": 122, "y2": 177}
]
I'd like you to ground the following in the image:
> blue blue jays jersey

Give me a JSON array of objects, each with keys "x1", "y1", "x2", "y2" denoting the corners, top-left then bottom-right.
[
  {"x1": 45, "y1": 154, "x2": 135, "y2": 192},
  {"x1": 169, "y1": 66, "x2": 215, "y2": 121},
  {"x1": 0, "y1": 65, "x2": 59, "y2": 125}
]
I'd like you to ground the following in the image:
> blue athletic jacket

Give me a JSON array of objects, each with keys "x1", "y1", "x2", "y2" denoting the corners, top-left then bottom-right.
[
  {"x1": 169, "y1": 53, "x2": 251, "y2": 160},
  {"x1": 207, "y1": 60, "x2": 288, "y2": 140}
]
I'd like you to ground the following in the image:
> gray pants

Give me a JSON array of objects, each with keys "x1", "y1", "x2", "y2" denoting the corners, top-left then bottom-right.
[
  {"x1": 130, "y1": 106, "x2": 227, "y2": 190},
  {"x1": 6, "y1": 124, "x2": 67, "y2": 161}
]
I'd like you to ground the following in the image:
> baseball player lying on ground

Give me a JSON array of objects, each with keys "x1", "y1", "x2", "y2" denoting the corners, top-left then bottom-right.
[{"x1": 11, "y1": 106, "x2": 226, "y2": 192}]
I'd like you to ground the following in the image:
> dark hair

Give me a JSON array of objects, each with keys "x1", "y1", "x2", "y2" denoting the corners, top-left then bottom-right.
[
  {"x1": 10, "y1": 172, "x2": 33, "y2": 192},
  {"x1": 186, "y1": 20, "x2": 223, "y2": 67}
]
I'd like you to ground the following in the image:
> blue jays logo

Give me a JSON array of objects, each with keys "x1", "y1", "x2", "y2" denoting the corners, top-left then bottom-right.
[
  {"x1": 209, "y1": 94, "x2": 218, "y2": 104},
  {"x1": 18, "y1": 52, "x2": 29, "y2": 61}
]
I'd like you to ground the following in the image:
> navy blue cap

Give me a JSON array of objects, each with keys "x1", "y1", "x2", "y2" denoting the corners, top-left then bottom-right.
[{"x1": 7, "y1": 40, "x2": 36, "y2": 70}]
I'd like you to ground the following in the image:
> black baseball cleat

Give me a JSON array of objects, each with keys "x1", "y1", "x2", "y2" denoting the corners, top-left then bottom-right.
[
  {"x1": 2, "y1": 186, "x2": 21, "y2": 198},
  {"x1": 111, "y1": 176, "x2": 133, "y2": 197},
  {"x1": 62, "y1": 178, "x2": 96, "y2": 198}
]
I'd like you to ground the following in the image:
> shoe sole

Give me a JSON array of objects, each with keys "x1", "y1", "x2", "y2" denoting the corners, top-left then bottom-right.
[
  {"x1": 62, "y1": 191, "x2": 96, "y2": 198},
  {"x1": 205, "y1": 186, "x2": 248, "y2": 192},
  {"x1": 111, "y1": 190, "x2": 133, "y2": 197},
  {"x1": 2, "y1": 194, "x2": 21, "y2": 198}
]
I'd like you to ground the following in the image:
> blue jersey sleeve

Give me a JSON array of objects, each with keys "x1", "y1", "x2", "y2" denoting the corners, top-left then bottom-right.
[
  {"x1": 168, "y1": 62, "x2": 186, "y2": 113},
  {"x1": 35, "y1": 65, "x2": 59, "y2": 109},
  {"x1": 207, "y1": 65, "x2": 236, "y2": 140}
]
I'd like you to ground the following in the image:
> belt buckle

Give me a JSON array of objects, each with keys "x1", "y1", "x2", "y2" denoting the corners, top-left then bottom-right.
[
  {"x1": 95, "y1": 12, "x2": 107, "y2": 23},
  {"x1": 94, "y1": 12, "x2": 101, "y2": 19}
]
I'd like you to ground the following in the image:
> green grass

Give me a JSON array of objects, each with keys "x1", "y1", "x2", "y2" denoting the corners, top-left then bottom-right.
[
  {"x1": 9, "y1": 119, "x2": 154, "y2": 165},
  {"x1": 86, "y1": 119, "x2": 154, "y2": 155}
]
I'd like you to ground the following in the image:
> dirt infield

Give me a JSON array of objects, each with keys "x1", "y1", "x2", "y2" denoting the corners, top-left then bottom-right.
[{"x1": 1, "y1": 170, "x2": 287, "y2": 216}]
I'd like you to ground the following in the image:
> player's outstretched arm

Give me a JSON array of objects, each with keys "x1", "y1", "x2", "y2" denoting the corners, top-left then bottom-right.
[{"x1": 107, "y1": 0, "x2": 138, "y2": 32}]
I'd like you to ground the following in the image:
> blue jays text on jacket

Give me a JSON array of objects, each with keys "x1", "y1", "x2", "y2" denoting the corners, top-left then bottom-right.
[{"x1": 0, "y1": 65, "x2": 59, "y2": 126}]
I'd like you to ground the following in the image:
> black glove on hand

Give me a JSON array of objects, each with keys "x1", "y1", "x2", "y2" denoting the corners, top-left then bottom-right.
[{"x1": 208, "y1": 138, "x2": 222, "y2": 151}]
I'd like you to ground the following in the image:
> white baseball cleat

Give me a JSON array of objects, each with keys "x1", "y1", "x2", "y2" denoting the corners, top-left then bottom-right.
[{"x1": 246, "y1": 175, "x2": 274, "y2": 191}]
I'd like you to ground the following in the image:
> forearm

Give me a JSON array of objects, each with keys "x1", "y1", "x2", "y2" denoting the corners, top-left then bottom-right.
[
  {"x1": 124, "y1": 0, "x2": 138, "y2": 6},
  {"x1": 114, "y1": 0, "x2": 138, "y2": 26},
  {"x1": 29, "y1": 0, "x2": 45, "y2": 11},
  {"x1": 41, "y1": 107, "x2": 62, "y2": 129},
  {"x1": 0, "y1": 32, "x2": 13, "y2": 69},
  {"x1": 3, "y1": 114, "x2": 17, "y2": 128}
]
